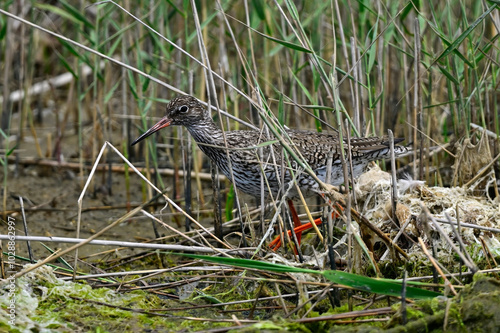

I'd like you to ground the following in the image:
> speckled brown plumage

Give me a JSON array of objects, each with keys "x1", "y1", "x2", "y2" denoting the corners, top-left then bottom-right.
[{"x1": 132, "y1": 95, "x2": 409, "y2": 198}]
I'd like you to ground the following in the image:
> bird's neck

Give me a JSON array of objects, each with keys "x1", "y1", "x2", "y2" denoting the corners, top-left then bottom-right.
[
  {"x1": 185, "y1": 119, "x2": 224, "y2": 147},
  {"x1": 185, "y1": 119, "x2": 232, "y2": 169}
]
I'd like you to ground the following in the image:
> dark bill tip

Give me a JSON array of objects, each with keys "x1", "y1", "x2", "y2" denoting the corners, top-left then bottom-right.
[{"x1": 131, "y1": 117, "x2": 172, "y2": 146}]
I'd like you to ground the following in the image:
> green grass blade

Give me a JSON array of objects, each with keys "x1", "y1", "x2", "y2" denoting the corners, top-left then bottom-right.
[
  {"x1": 182, "y1": 254, "x2": 318, "y2": 274},
  {"x1": 322, "y1": 271, "x2": 442, "y2": 299},
  {"x1": 434, "y1": 4, "x2": 497, "y2": 63},
  {"x1": 41, "y1": 243, "x2": 73, "y2": 270},
  {"x1": 34, "y1": 3, "x2": 88, "y2": 27},
  {"x1": 278, "y1": 94, "x2": 285, "y2": 125},
  {"x1": 228, "y1": 13, "x2": 312, "y2": 53},
  {"x1": 225, "y1": 185, "x2": 235, "y2": 222},
  {"x1": 251, "y1": 27, "x2": 313, "y2": 53},
  {"x1": 289, "y1": 69, "x2": 313, "y2": 102},
  {"x1": 437, "y1": 64, "x2": 460, "y2": 85},
  {"x1": 104, "y1": 80, "x2": 121, "y2": 104},
  {"x1": 181, "y1": 254, "x2": 443, "y2": 299}
]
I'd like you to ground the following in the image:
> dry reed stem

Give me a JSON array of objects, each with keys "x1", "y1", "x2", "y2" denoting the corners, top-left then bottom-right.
[{"x1": 417, "y1": 237, "x2": 457, "y2": 296}]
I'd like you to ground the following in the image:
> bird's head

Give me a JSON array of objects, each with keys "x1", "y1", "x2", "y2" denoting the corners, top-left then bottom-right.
[{"x1": 131, "y1": 95, "x2": 207, "y2": 146}]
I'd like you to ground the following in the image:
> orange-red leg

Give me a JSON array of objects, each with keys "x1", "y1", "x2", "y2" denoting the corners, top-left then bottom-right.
[
  {"x1": 268, "y1": 200, "x2": 303, "y2": 253},
  {"x1": 269, "y1": 202, "x2": 344, "y2": 251},
  {"x1": 288, "y1": 200, "x2": 302, "y2": 243}
]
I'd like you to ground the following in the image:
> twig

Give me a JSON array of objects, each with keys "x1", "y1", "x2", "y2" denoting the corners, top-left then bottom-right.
[
  {"x1": 140, "y1": 210, "x2": 205, "y2": 247},
  {"x1": 0, "y1": 235, "x2": 253, "y2": 255},
  {"x1": 380, "y1": 217, "x2": 413, "y2": 261},
  {"x1": 0, "y1": 63, "x2": 100, "y2": 105},
  {"x1": 422, "y1": 205, "x2": 478, "y2": 273},
  {"x1": 417, "y1": 237, "x2": 457, "y2": 296},
  {"x1": 19, "y1": 197, "x2": 34, "y2": 263},
  {"x1": 434, "y1": 217, "x2": 500, "y2": 234},
  {"x1": 445, "y1": 212, "x2": 475, "y2": 267},
  {"x1": 292, "y1": 307, "x2": 394, "y2": 324},
  {"x1": 464, "y1": 151, "x2": 500, "y2": 188},
  {"x1": 401, "y1": 271, "x2": 407, "y2": 324},
  {"x1": 10, "y1": 198, "x2": 156, "y2": 280},
  {"x1": 9, "y1": 156, "x2": 224, "y2": 181}
]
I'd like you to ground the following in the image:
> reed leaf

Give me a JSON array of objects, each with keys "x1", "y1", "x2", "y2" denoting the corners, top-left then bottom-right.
[{"x1": 182, "y1": 254, "x2": 443, "y2": 300}]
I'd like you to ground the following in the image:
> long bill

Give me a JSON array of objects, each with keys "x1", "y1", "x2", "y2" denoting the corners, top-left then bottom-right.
[{"x1": 131, "y1": 117, "x2": 172, "y2": 146}]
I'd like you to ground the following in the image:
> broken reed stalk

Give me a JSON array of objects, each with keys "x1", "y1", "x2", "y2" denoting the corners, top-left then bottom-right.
[{"x1": 417, "y1": 237, "x2": 457, "y2": 296}]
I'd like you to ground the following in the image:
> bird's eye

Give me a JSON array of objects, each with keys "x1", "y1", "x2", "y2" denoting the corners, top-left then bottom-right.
[{"x1": 179, "y1": 105, "x2": 189, "y2": 113}]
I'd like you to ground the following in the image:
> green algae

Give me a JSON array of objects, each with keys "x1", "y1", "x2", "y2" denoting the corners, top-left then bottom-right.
[
  {"x1": 0, "y1": 265, "x2": 206, "y2": 332},
  {"x1": 3, "y1": 264, "x2": 500, "y2": 332}
]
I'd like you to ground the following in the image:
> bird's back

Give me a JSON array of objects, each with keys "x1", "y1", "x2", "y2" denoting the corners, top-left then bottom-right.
[{"x1": 206, "y1": 128, "x2": 408, "y2": 197}]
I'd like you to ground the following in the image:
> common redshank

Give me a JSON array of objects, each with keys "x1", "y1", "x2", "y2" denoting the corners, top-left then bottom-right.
[{"x1": 132, "y1": 95, "x2": 409, "y2": 250}]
